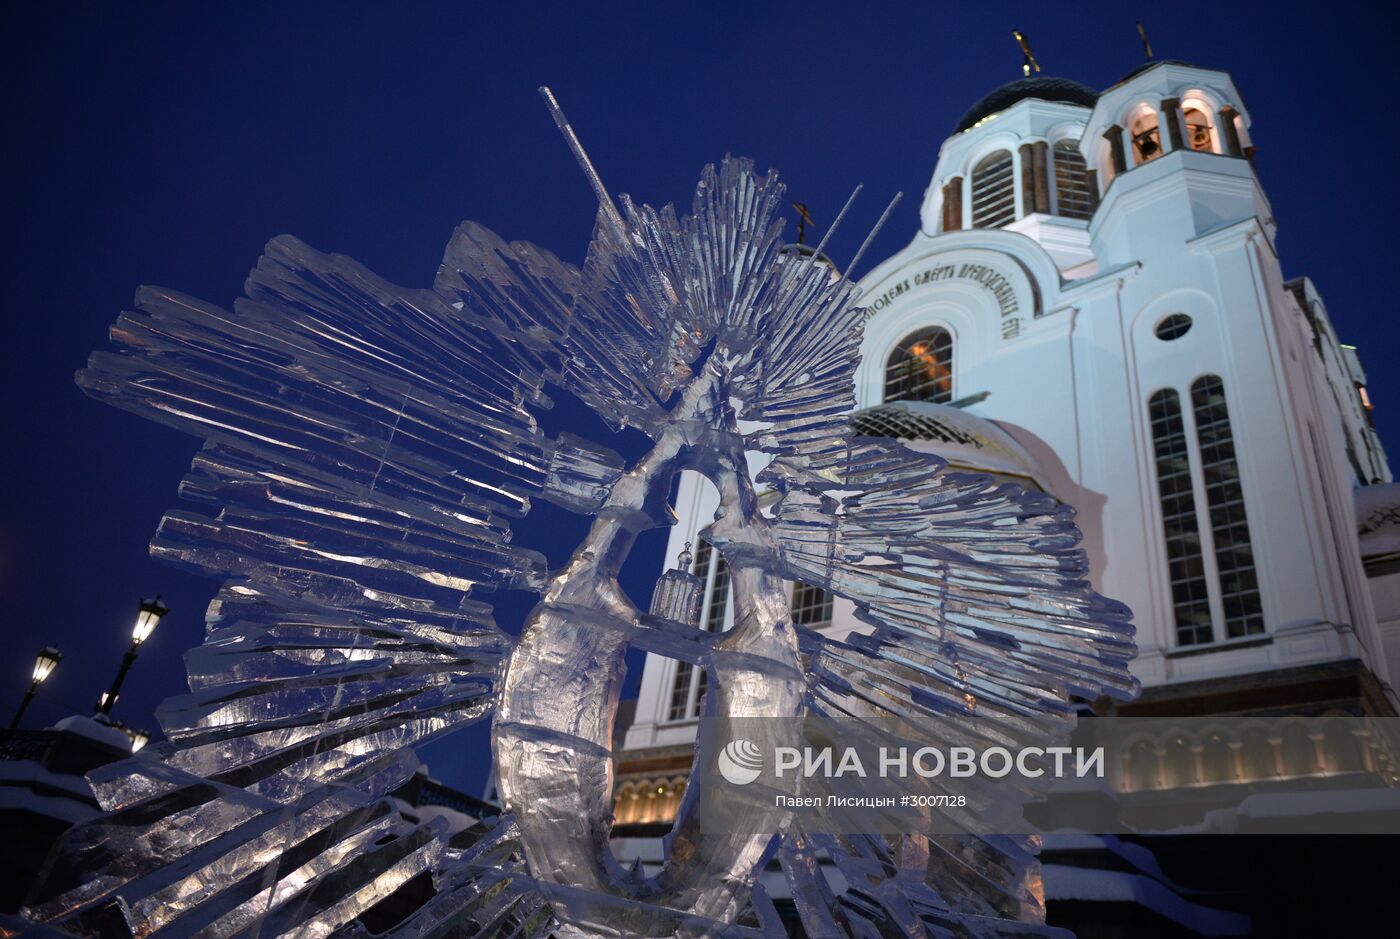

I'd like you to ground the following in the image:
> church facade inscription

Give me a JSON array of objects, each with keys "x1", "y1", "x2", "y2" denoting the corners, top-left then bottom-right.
[{"x1": 862, "y1": 255, "x2": 1033, "y2": 340}]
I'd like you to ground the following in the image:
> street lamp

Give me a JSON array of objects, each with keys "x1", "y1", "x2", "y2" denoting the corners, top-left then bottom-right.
[
  {"x1": 125, "y1": 727, "x2": 150, "y2": 752},
  {"x1": 96, "y1": 597, "x2": 168, "y2": 717},
  {"x1": 9, "y1": 646, "x2": 62, "y2": 730}
]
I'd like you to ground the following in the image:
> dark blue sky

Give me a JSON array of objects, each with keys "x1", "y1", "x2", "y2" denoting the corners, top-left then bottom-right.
[{"x1": 3, "y1": 2, "x2": 1396, "y2": 796}]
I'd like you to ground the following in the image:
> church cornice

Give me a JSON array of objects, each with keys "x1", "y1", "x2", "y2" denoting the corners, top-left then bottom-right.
[
  {"x1": 1091, "y1": 149, "x2": 1266, "y2": 229},
  {"x1": 1186, "y1": 215, "x2": 1276, "y2": 260},
  {"x1": 1058, "y1": 259, "x2": 1142, "y2": 301}
]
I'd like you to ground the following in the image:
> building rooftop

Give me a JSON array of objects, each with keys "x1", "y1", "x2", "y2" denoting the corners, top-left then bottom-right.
[{"x1": 1116, "y1": 58, "x2": 1201, "y2": 85}]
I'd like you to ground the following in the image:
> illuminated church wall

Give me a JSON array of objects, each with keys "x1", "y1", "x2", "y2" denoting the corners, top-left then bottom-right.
[{"x1": 620, "y1": 60, "x2": 1397, "y2": 776}]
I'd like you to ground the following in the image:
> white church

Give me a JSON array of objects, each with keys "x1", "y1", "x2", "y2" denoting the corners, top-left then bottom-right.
[{"x1": 611, "y1": 57, "x2": 1400, "y2": 839}]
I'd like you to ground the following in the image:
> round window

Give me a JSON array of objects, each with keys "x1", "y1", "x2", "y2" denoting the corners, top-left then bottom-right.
[{"x1": 1154, "y1": 313, "x2": 1193, "y2": 340}]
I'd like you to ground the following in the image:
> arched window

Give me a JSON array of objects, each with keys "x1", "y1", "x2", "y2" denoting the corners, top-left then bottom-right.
[
  {"x1": 1129, "y1": 107, "x2": 1163, "y2": 164},
  {"x1": 615, "y1": 785, "x2": 638, "y2": 824},
  {"x1": 1184, "y1": 107, "x2": 1214, "y2": 152},
  {"x1": 1052, "y1": 139, "x2": 1093, "y2": 220},
  {"x1": 1281, "y1": 724, "x2": 1319, "y2": 777},
  {"x1": 884, "y1": 328, "x2": 953, "y2": 404},
  {"x1": 1322, "y1": 720, "x2": 1365, "y2": 774},
  {"x1": 641, "y1": 786, "x2": 661, "y2": 823},
  {"x1": 660, "y1": 779, "x2": 685, "y2": 821},
  {"x1": 1126, "y1": 739, "x2": 1161, "y2": 791},
  {"x1": 651, "y1": 781, "x2": 681, "y2": 823},
  {"x1": 666, "y1": 539, "x2": 730, "y2": 720},
  {"x1": 1201, "y1": 734, "x2": 1234, "y2": 784},
  {"x1": 666, "y1": 659, "x2": 694, "y2": 721},
  {"x1": 1148, "y1": 388, "x2": 1213, "y2": 646},
  {"x1": 970, "y1": 150, "x2": 1016, "y2": 228},
  {"x1": 1240, "y1": 728, "x2": 1277, "y2": 780},
  {"x1": 1164, "y1": 737, "x2": 1197, "y2": 787},
  {"x1": 1150, "y1": 378, "x2": 1265, "y2": 647},
  {"x1": 1191, "y1": 376, "x2": 1263, "y2": 638}
]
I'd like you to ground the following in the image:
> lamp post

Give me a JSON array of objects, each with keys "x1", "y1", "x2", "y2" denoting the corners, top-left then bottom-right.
[
  {"x1": 96, "y1": 597, "x2": 168, "y2": 717},
  {"x1": 9, "y1": 646, "x2": 62, "y2": 730}
]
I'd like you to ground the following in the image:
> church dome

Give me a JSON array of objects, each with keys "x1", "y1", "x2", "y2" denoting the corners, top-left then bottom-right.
[
  {"x1": 849, "y1": 401, "x2": 1047, "y2": 490},
  {"x1": 954, "y1": 76, "x2": 1099, "y2": 133}
]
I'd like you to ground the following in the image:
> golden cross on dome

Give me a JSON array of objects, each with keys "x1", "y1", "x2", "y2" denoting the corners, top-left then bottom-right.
[
  {"x1": 1137, "y1": 22, "x2": 1154, "y2": 62},
  {"x1": 792, "y1": 202, "x2": 815, "y2": 245},
  {"x1": 1013, "y1": 30, "x2": 1040, "y2": 77}
]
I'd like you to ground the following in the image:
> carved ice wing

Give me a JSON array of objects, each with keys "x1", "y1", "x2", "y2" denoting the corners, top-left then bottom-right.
[
  {"x1": 684, "y1": 160, "x2": 868, "y2": 457},
  {"x1": 73, "y1": 234, "x2": 555, "y2": 776},
  {"x1": 80, "y1": 236, "x2": 553, "y2": 601},
  {"x1": 761, "y1": 438, "x2": 1135, "y2": 931},
  {"x1": 34, "y1": 234, "x2": 568, "y2": 933},
  {"x1": 438, "y1": 157, "x2": 870, "y2": 446},
  {"x1": 766, "y1": 438, "x2": 1137, "y2": 726}
]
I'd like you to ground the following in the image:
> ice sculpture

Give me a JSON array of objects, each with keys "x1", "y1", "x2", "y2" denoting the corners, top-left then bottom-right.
[{"x1": 22, "y1": 89, "x2": 1136, "y2": 937}]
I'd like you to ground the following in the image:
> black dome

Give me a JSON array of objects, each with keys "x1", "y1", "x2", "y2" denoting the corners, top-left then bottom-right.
[{"x1": 954, "y1": 76, "x2": 1099, "y2": 133}]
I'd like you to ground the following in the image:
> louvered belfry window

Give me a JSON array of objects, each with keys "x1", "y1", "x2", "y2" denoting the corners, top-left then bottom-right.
[
  {"x1": 970, "y1": 150, "x2": 1016, "y2": 228},
  {"x1": 1053, "y1": 140, "x2": 1093, "y2": 220},
  {"x1": 884, "y1": 327, "x2": 953, "y2": 404}
]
